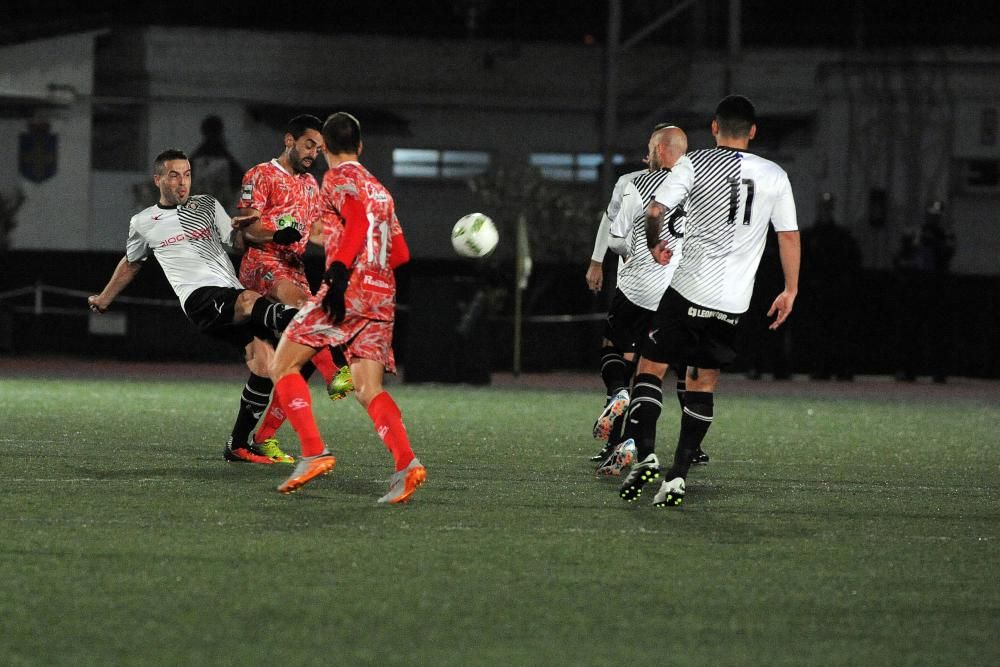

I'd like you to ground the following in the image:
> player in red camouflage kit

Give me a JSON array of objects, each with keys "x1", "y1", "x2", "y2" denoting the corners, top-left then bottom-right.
[
  {"x1": 233, "y1": 115, "x2": 353, "y2": 464},
  {"x1": 270, "y1": 112, "x2": 426, "y2": 503}
]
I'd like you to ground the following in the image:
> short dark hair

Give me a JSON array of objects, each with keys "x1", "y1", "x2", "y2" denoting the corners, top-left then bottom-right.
[
  {"x1": 154, "y1": 148, "x2": 189, "y2": 175},
  {"x1": 286, "y1": 114, "x2": 323, "y2": 140},
  {"x1": 322, "y1": 112, "x2": 362, "y2": 154},
  {"x1": 652, "y1": 122, "x2": 676, "y2": 131},
  {"x1": 715, "y1": 95, "x2": 756, "y2": 137}
]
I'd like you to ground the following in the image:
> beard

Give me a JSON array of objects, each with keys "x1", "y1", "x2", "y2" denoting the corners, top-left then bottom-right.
[{"x1": 289, "y1": 148, "x2": 313, "y2": 174}]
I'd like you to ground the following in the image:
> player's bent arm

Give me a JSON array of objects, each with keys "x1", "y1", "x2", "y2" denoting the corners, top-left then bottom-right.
[
  {"x1": 644, "y1": 201, "x2": 667, "y2": 250},
  {"x1": 767, "y1": 230, "x2": 801, "y2": 329},
  {"x1": 234, "y1": 212, "x2": 302, "y2": 247},
  {"x1": 309, "y1": 217, "x2": 327, "y2": 247},
  {"x1": 88, "y1": 256, "x2": 143, "y2": 312},
  {"x1": 232, "y1": 207, "x2": 262, "y2": 230},
  {"x1": 607, "y1": 234, "x2": 630, "y2": 258}
]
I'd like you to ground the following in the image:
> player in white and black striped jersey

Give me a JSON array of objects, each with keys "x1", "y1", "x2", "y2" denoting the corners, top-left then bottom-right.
[
  {"x1": 88, "y1": 149, "x2": 301, "y2": 464},
  {"x1": 618, "y1": 96, "x2": 801, "y2": 506},
  {"x1": 591, "y1": 126, "x2": 695, "y2": 474},
  {"x1": 585, "y1": 168, "x2": 645, "y2": 294}
]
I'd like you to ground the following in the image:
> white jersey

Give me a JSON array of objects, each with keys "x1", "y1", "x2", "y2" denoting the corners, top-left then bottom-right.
[
  {"x1": 125, "y1": 194, "x2": 242, "y2": 310},
  {"x1": 652, "y1": 148, "x2": 797, "y2": 313},
  {"x1": 591, "y1": 169, "x2": 646, "y2": 262},
  {"x1": 608, "y1": 169, "x2": 683, "y2": 310}
]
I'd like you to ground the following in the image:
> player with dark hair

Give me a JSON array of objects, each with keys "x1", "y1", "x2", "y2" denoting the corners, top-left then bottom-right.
[
  {"x1": 592, "y1": 125, "x2": 691, "y2": 476},
  {"x1": 233, "y1": 114, "x2": 353, "y2": 464},
  {"x1": 618, "y1": 95, "x2": 800, "y2": 506},
  {"x1": 88, "y1": 149, "x2": 299, "y2": 464},
  {"x1": 269, "y1": 112, "x2": 426, "y2": 503}
]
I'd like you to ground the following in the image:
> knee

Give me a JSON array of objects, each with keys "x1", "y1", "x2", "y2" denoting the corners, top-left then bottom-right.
[
  {"x1": 269, "y1": 357, "x2": 300, "y2": 382},
  {"x1": 636, "y1": 357, "x2": 668, "y2": 379},
  {"x1": 235, "y1": 290, "x2": 260, "y2": 319},
  {"x1": 352, "y1": 382, "x2": 382, "y2": 409},
  {"x1": 244, "y1": 340, "x2": 274, "y2": 377}
]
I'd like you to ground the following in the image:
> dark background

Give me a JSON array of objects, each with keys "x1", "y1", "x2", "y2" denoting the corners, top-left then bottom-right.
[{"x1": 8, "y1": 1, "x2": 1000, "y2": 48}]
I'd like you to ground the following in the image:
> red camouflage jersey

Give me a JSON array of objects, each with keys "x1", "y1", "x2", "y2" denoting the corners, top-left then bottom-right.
[
  {"x1": 321, "y1": 161, "x2": 403, "y2": 322},
  {"x1": 238, "y1": 159, "x2": 321, "y2": 269}
]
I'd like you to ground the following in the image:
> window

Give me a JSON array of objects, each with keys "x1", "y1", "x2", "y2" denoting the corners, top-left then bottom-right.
[
  {"x1": 529, "y1": 152, "x2": 625, "y2": 182},
  {"x1": 958, "y1": 159, "x2": 1000, "y2": 192},
  {"x1": 392, "y1": 149, "x2": 491, "y2": 179}
]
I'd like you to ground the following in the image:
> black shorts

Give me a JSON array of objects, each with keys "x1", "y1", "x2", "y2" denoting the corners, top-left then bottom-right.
[
  {"x1": 640, "y1": 287, "x2": 741, "y2": 370},
  {"x1": 183, "y1": 286, "x2": 277, "y2": 350},
  {"x1": 603, "y1": 289, "x2": 655, "y2": 354}
]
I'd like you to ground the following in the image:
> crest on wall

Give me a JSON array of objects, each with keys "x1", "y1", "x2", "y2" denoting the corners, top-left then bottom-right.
[{"x1": 19, "y1": 122, "x2": 59, "y2": 183}]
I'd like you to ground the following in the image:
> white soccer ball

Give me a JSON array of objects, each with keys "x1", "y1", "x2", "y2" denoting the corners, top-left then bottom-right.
[{"x1": 451, "y1": 212, "x2": 499, "y2": 258}]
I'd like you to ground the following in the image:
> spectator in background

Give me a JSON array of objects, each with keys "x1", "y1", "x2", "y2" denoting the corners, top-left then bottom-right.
[
  {"x1": 191, "y1": 115, "x2": 244, "y2": 214},
  {"x1": 800, "y1": 192, "x2": 862, "y2": 380},
  {"x1": 893, "y1": 200, "x2": 956, "y2": 383}
]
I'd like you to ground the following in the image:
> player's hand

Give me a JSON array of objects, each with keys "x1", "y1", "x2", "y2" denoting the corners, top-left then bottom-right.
[
  {"x1": 231, "y1": 212, "x2": 260, "y2": 229},
  {"x1": 651, "y1": 240, "x2": 673, "y2": 266},
  {"x1": 272, "y1": 227, "x2": 303, "y2": 245},
  {"x1": 585, "y1": 260, "x2": 603, "y2": 293},
  {"x1": 321, "y1": 262, "x2": 350, "y2": 323},
  {"x1": 87, "y1": 295, "x2": 108, "y2": 313},
  {"x1": 767, "y1": 290, "x2": 797, "y2": 330}
]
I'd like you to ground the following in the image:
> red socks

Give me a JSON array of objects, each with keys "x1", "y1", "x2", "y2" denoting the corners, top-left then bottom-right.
[
  {"x1": 367, "y1": 391, "x2": 414, "y2": 471},
  {"x1": 254, "y1": 401, "x2": 285, "y2": 443},
  {"x1": 312, "y1": 347, "x2": 337, "y2": 384},
  {"x1": 274, "y1": 379, "x2": 412, "y2": 468},
  {"x1": 274, "y1": 374, "x2": 325, "y2": 457}
]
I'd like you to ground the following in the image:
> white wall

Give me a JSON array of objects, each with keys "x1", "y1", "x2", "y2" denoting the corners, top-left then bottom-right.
[
  {"x1": 4, "y1": 27, "x2": 999, "y2": 273},
  {"x1": 0, "y1": 32, "x2": 102, "y2": 251}
]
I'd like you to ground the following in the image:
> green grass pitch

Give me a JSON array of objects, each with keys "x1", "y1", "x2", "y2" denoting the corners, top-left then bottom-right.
[{"x1": 2, "y1": 374, "x2": 998, "y2": 665}]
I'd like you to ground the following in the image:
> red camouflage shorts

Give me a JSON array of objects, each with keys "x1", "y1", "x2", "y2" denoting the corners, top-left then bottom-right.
[
  {"x1": 239, "y1": 253, "x2": 310, "y2": 298},
  {"x1": 283, "y1": 291, "x2": 397, "y2": 374}
]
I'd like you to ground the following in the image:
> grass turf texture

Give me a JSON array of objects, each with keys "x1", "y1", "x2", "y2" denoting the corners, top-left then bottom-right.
[{"x1": 2, "y1": 376, "x2": 998, "y2": 665}]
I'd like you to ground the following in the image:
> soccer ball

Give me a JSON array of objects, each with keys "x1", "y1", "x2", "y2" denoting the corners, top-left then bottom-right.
[{"x1": 451, "y1": 212, "x2": 499, "y2": 258}]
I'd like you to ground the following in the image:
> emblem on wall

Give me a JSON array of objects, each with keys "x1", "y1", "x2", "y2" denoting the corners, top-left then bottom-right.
[{"x1": 19, "y1": 122, "x2": 59, "y2": 184}]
